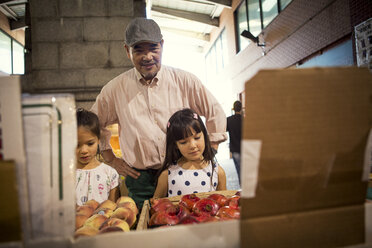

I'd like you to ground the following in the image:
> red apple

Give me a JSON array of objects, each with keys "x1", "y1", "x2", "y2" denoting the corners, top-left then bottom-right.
[
  {"x1": 207, "y1": 194, "x2": 228, "y2": 207},
  {"x1": 148, "y1": 211, "x2": 179, "y2": 226},
  {"x1": 178, "y1": 215, "x2": 199, "y2": 225},
  {"x1": 191, "y1": 212, "x2": 218, "y2": 223},
  {"x1": 192, "y1": 198, "x2": 219, "y2": 216},
  {"x1": 217, "y1": 206, "x2": 240, "y2": 219},
  {"x1": 179, "y1": 194, "x2": 200, "y2": 211},
  {"x1": 225, "y1": 196, "x2": 240, "y2": 210},
  {"x1": 150, "y1": 199, "x2": 174, "y2": 215},
  {"x1": 176, "y1": 205, "x2": 191, "y2": 220}
]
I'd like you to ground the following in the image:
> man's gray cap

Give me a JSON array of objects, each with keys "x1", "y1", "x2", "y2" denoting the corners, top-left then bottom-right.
[{"x1": 125, "y1": 17, "x2": 163, "y2": 46}]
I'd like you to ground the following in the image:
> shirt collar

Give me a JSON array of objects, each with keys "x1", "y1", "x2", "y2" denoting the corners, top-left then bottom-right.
[{"x1": 134, "y1": 67, "x2": 160, "y2": 86}]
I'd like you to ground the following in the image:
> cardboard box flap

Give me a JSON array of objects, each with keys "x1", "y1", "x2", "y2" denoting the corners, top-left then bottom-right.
[{"x1": 241, "y1": 67, "x2": 372, "y2": 218}]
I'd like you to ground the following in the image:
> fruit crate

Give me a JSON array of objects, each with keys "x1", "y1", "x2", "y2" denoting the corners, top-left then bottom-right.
[{"x1": 136, "y1": 190, "x2": 239, "y2": 230}]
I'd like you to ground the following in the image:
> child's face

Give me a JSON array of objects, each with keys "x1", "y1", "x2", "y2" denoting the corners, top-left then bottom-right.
[
  {"x1": 176, "y1": 128, "x2": 205, "y2": 161},
  {"x1": 76, "y1": 126, "x2": 99, "y2": 167}
]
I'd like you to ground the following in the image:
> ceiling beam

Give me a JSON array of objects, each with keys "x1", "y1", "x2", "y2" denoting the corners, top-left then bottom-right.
[
  {"x1": 152, "y1": 6, "x2": 219, "y2": 27},
  {"x1": 198, "y1": 0, "x2": 232, "y2": 7},
  {"x1": 0, "y1": 0, "x2": 15, "y2": 4},
  {"x1": 161, "y1": 26, "x2": 210, "y2": 41},
  {"x1": 10, "y1": 16, "x2": 26, "y2": 30}
]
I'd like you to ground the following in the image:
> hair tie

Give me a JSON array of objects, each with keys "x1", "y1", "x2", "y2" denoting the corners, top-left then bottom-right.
[{"x1": 193, "y1": 113, "x2": 198, "y2": 119}]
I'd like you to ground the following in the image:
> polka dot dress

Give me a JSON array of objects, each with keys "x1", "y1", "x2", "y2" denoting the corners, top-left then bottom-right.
[{"x1": 167, "y1": 161, "x2": 218, "y2": 197}]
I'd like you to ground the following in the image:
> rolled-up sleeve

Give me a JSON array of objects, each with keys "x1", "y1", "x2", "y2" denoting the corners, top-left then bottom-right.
[{"x1": 188, "y1": 76, "x2": 227, "y2": 144}]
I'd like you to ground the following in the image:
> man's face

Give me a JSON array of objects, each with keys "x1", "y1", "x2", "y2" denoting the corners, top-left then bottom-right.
[{"x1": 126, "y1": 40, "x2": 163, "y2": 81}]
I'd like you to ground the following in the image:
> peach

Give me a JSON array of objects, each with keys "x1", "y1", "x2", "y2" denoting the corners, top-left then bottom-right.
[
  {"x1": 98, "y1": 226, "x2": 124, "y2": 234},
  {"x1": 98, "y1": 199, "x2": 117, "y2": 210},
  {"x1": 84, "y1": 199, "x2": 100, "y2": 210},
  {"x1": 76, "y1": 214, "x2": 89, "y2": 230},
  {"x1": 117, "y1": 201, "x2": 138, "y2": 216},
  {"x1": 116, "y1": 196, "x2": 136, "y2": 206},
  {"x1": 111, "y1": 207, "x2": 137, "y2": 227},
  {"x1": 74, "y1": 225, "x2": 99, "y2": 238},
  {"x1": 94, "y1": 207, "x2": 114, "y2": 218},
  {"x1": 99, "y1": 217, "x2": 130, "y2": 232},
  {"x1": 84, "y1": 214, "x2": 108, "y2": 230},
  {"x1": 76, "y1": 205, "x2": 94, "y2": 217}
]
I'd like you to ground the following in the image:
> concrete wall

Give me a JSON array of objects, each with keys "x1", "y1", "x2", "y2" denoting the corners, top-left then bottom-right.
[
  {"x1": 23, "y1": 0, "x2": 146, "y2": 109},
  {"x1": 208, "y1": 0, "x2": 371, "y2": 97}
]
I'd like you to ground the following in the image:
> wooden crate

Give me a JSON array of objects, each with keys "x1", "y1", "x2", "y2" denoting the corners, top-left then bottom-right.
[{"x1": 136, "y1": 190, "x2": 239, "y2": 230}]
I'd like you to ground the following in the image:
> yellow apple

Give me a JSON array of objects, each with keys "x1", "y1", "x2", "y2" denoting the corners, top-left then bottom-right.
[
  {"x1": 84, "y1": 214, "x2": 108, "y2": 230},
  {"x1": 99, "y1": 217, "x2": 130, "y2": 232},
  {"x1": 111, "y1": 207, "x2": 137, "y2": 227},
  {"x1": 84, "y1": 199, "x2": 100, "y2": 210},
  {"x1": 76, "y1": 205, "x2": 94, "y2": 217},
  {"x1": 98, "y1": 199, "x2": 117, "y2": 210},
  {"x1": 74, "y1": 225, "x2": 99, "y2": 238}
]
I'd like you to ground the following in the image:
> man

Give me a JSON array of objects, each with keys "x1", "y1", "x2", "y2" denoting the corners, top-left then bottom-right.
[
  {"x1": 226, "y1": 100, "x2": 242, "y2": 186},
  {"x1": 91, "y1": 17, "x2": 227, "y2": 208}
]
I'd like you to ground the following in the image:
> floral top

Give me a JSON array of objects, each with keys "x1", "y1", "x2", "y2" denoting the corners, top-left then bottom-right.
[
  {"x1": 75, "y1": 163, "x2": 119, "y2": 206},
  {"x1": 167, "y1": 161, "x2": 218, "y2": 197}
]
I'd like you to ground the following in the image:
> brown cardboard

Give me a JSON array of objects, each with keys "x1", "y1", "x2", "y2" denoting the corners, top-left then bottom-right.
[
  {"x1": 240, "y1": 67, "x2": 372, "y2": 247},
  {"x1": 0, "y1": 160, "x2": 22, "y2": 242}
]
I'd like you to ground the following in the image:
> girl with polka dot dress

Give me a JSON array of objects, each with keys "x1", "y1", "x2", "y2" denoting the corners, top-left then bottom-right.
[
  {"x1": 153, "y1": 108, "x2": 226, "y2": 198},
  {"x1": 75, "y1": 108, "x2": 120, "y2": 206}
]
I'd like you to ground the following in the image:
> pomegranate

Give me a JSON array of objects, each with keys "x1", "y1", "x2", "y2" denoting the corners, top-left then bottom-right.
[
  {"x1": 207, "y1": 193, "x2": 228, "y2": 207},
  {"x1": 179, "y1": 194, "x2": 200, "y2": 211},
  {"x1": 216, "y1": 206, "x2": 240, "y2": 219},
  {"x1": 192, "y1": 198, "x2": 219, "y2": 216}
]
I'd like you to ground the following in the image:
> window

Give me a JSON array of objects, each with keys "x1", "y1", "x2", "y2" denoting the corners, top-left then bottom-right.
[
  {"x1": 248, "y1": 0, "x2": 262, "y2": 36},
  {"x1": 261, "y1": 0, "x2": 278, "y2": 29},
  {"x1": 205, "y1": 28, "x2": 229, "y2": 83},
  {"x1": 0, "y1": 31, "x2": 12, "y2": 74},
  {"x1": 235, "y1": 0, "x2": 292, "y2": 53},
  {"x1": 280, "y1": 0, "x2": 291, "y2": 10},
  {"x1": 0, "y1": 29, "x2": 25, "y2": 75}
]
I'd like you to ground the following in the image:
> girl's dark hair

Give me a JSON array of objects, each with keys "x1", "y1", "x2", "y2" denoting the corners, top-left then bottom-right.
[
  {"x1": 76, "y1": 108, "x2": 100, "y2": 139},
  {"x1": 157, "y1": 108, "x2": 216, "y2": 178}
]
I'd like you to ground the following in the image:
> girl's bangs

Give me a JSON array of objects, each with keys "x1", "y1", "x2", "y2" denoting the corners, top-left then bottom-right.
[{"x1": 174, "y1": 120, "x2": 202, "y2": 140}]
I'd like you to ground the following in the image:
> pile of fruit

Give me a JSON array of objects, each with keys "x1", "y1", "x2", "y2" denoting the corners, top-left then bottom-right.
[
  {"x1": 149, "y1": 191, "x2": 240, "y2": 227},
  {"x1": 75, "y1": 196, "x2": 138, "y2": 238}
]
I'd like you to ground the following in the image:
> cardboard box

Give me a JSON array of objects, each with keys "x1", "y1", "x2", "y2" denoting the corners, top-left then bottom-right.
[
  {"x1": 0, "y1": 161, "x2": 22, "y2": 243},
  {"x1": 240, "y1": 67, "x2": 372, "y2": 248},
  {"x1": 0, "y1": 76, "x2": 30, "y2": 242},
  {"x1": 136, "y1": 190, "x2": 239, "y2": 230}
]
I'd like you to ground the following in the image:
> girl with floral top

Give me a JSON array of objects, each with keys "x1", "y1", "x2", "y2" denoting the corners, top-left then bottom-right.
[
  {"x1": 153, "y1": 108, "x2": 226, "y2": 198},
  {"x1": 75, "y1": 108, "x2": 119, "y2": 206}
]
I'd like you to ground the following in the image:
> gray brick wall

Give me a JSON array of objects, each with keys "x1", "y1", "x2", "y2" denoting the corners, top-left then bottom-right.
[{"x1": 24, "y1": 0, "x2": 145, "y2": 108}]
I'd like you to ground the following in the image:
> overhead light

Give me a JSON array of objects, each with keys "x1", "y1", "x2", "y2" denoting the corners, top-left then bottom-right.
[{"x1": 241, "y1": 30, "x2": 265, "y2": 47}]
